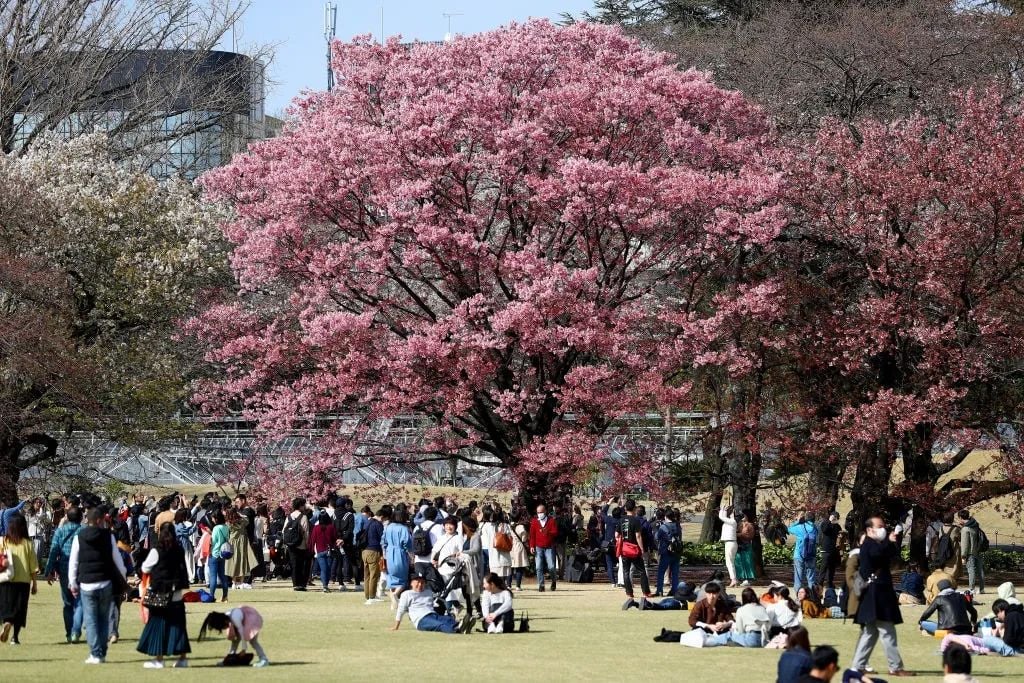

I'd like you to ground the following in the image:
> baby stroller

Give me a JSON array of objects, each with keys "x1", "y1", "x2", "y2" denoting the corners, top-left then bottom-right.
[
  {"x1": 433, "y1": 555, "x2": 473, "y2": 618},
  {"x1": 565, "y1": 548, "x2": 599, "y2": 583}
]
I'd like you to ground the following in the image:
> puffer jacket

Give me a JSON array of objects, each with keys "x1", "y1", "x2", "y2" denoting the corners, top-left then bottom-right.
[{"x1": 919, "y1": 590, "x2": 977, "y2": 634}]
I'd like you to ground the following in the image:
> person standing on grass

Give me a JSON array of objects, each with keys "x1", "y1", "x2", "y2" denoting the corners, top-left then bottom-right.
[
  {"x1": 654, "y1": 509, "x2": 681, "y2": 597},
  {"x1": 850, "y1": 516, "x2": 915, "y2": 677},
  {"x1": 735, "y1": 512, "x2": 757, "y2": 586},
  {"x1": 719, "y1": 505, "x2": 739, "y2": 587},
  {"x1": 382, "y1": 507, "x2": 411, "y2": 609},
  {"x1": 958, "y1": 510, "x2": 985, "y2": 596},
  {"x1": 208, "y1": 510, "x2": 230, "y2": 602},
  {"x1": 309, "y1": 512, "x2": 338, "y2": 593},
  {"x1": 616, "y1": 499, "x2": 650, "y2": 605},
  {"x1": 137, "y1": 522, "x2": 191, "y2": 669},
  {"x1": 789, "y1": 512, "x2": 818, "y2": 592},
  {"x1": 44, "y1": 505, "x2": 84, "y2": 643},
  {"x1": 510, "y1": 512, "x2": 530, "y2": 591},
  {"x1": 284, "y1": 498, "x2": 311, "y2": 593},
  {"x1": 529, "y1": 504, "x2": 558, "y2": 592},
  {"x1": 226, "y1": 508, "x2": 256, "y2": 590},
  {"x1": 68, "y1": 506, "x2": 128, "y2": 664},
  {"x1": 818, "y1": 512, "x2": 842, "y2": 590},
  {"x1": 362, "y1": 507, "x2": 386, "y2": 605},
  {"x1": 0, "y1": 514, "x2": 38, "y2": 645}
]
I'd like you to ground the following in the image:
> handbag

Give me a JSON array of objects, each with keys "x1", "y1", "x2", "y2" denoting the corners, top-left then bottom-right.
[
  {"x1": 0, "y1": 540, "x2": 13, "y2": 583},
  {"x1": 494, "y1": 525, "x2": 513, "y2": 553},
  {"x1": 142, "y1": 587, "x2": 174, "y2": 608},
  {"x1": 379, "y1": 556, "x2": 387, "y2": 573},
  {"x1": 618, "y1": 539, "x2": 641, "y2": 559},
  {"x1": 219, "y1": 540, "x2": 234, "y2": 560}
]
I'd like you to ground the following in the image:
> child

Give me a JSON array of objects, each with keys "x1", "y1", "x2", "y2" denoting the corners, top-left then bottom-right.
[
  {"x1": 198, "y1": 606, "x2": 269, "y2": 667},
  {"x1": 481, "y1": 573, "x2": 514, "y2": 634}
]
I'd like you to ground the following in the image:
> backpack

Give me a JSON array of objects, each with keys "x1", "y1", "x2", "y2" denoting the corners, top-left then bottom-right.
[
  {"x1": 355, "y1": 527, "x2": 368, "y2": 550},
  {"x1": 412, "y1": 523, "x2": 435, "y2": 556},
  {"x1": 978, "y1": 528, "x2": 990, "y2": 553},
  {"x1": 667, "y1": 525, "x2": 684, "y2": 556},
  {"x1": 933, "y1": 527, "x2": 955, "y2": 566},
  {"x1": 800, "y1": 523, "x2": 817, "y2": 562},
  {"x1": 281, "y1": 517, "x2": 303, "y2": 549}
]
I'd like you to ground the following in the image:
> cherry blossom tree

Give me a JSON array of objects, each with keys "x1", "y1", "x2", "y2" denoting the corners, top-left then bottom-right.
[
  {"x1": 0, "y1": 134, "x2": 228, "y2": 501},
  {"x1": 190, "y1": 19, "x2": 784, "y2": 506},
  {"x1": 784, "y1": 89, "x2": 1024, "y2": 560}
]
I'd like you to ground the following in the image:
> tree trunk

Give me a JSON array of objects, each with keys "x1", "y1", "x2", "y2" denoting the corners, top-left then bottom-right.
[
  {"x1": 700, "y1": 485, "x2": 725, "y2": 543},
  {"x1": 849, "y1": 440, "x2": 899, "y2": 539},
  {"x1": 519, "y1": 471, "x2": 572, "y2": 516},
  {"x1": 729, "y1": 445, "x2": 764, "y2": 576},
  {"x1": 0, "y1": 434, "x2": 21, "y2": 505}
]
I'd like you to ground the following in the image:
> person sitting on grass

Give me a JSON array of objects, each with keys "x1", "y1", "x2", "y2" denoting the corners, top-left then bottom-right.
[
  {"x1": 687, "y1": 582, "x2": 734, "y2": 633},
  {"x1": 768, "y1": 587, "x2": 803, "y2": 635},
  {"x1": 480, "y1": 573, "x2": 514, "y2": 634},
  {"x1": 897, "y1": 562, "x2": 925, "y2": 605},
  {"x1": 198, "y1": 606, "x2": 270, "y2": 668},
  {"x1": 777, "y1": 627, "x2": 813, "y2": 683},
  {"x1": 942, "y1": 643, "x2": 979, "y2": 683},
  {"x1": 392, "y1": 573, "x2": 475, "y2": 634},
  {"x1": 925, "y1": 562, "x2": 957, "y2": 604},
  {"x1": 919, "y1": 580, "x2": 976, "y2": 636}
]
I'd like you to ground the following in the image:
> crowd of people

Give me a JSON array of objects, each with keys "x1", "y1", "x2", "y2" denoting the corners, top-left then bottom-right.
[{"x1": 1, "y1": 488, "x2": 1022, "y2": 680}]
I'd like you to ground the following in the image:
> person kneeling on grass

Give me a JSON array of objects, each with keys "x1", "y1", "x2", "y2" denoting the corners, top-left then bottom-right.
[
  {"x1": 198, "y1": 605, "x2": 270, "y2": 668},
  {"x1": 918, "y1": 580, "x2": 976, "y2": 636},
  {"x1": 392, "y1": 573, "x2": 475, "y2": 634},
  {"x1": 481, "y1": 573, "x2": 514, "y2": 634}
]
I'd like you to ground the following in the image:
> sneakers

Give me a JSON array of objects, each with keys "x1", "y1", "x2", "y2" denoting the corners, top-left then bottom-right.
[
  {"x1": 84, "y1": 655, "x2": 104, "y2": 664},
  {"x1": 252, "y1": 659, "x2": 270, "y2": 668},
  {"x1": 888, "y1": 671, "x2": 916, "y2": 677},
  {"x1": 459, "y1": 613, "x2": 477, "y2": 634},
  {"x1": 538, "y1": 585, "x2": 545, "y2": 592},
  {"x1": 622, "y1": 598, "x2": 637, "y2": 610},
  {"x1": 322, "y1": 587, "x2": 330, "y2": 593},
  {"x1": 143, "y1": 660, "x2": 165, "y2": 669},
  {"x1": 639, "y1": 597, "x2": 650, "y2": 611},
  {"x1": 109, "y1": 634, "x2": 118, "y2": 644},
  {"x1": 550, "y1": 581, "x2": 557, "y2": 592},
  {"x1": 174, "y1": 659, "x2": 189, "y2": 668},
  {"x1": 741, "y1": 581, "x2": 751, "y2": 587}
]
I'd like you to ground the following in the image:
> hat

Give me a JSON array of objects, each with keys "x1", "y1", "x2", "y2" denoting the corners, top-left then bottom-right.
[
  {"x1": 769, "y1": 580, "x2": 786, "y2": 588},
  {"x1": 410, "y1": 572, "x2": 428, "y2": 582},
  {"x1": 937, "y1": 579, "x2": 953, "y2": 591}
]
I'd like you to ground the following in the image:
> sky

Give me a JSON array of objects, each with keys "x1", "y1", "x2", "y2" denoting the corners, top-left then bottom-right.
[{"x1": 231, "y1": 0, "x2": 597, "y2": 116}]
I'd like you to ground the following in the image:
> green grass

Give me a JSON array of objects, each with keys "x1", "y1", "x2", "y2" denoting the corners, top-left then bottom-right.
[{"x1": 2, "y1": 580, "x2": 1024, "y2": 681}]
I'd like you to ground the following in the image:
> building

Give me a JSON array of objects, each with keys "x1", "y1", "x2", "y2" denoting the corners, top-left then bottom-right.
[{"x1": 12, "y1": 49, "x2": 279, "y2": 180}]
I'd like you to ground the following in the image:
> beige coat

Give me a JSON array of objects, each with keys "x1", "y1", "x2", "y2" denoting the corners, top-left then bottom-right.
[{"x1": 511, "y1": 523, "x2": 530, "y2": 569}]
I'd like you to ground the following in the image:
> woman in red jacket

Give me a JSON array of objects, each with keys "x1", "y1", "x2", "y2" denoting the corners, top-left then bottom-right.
[{"x1": 309, "y1": 514, "x2": 338, "y2": 593}]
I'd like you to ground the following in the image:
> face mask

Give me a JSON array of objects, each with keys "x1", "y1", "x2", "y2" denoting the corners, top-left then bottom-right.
[
  {"x1": 873, "y1": 527, "x2": 887, "y2": 540},
  {"x1": 538, "y1": 514, "x2": 547, "y2": 521}
]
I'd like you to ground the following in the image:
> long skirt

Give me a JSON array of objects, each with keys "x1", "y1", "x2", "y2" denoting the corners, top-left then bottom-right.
[
  {"x1": 735, "y1": 544, "x2": 756, "y2": 581},
  {"x1": 136, "y1": 601, "x2": 191, "y2": 657},
  {"x1": 0, "y1": 582, "x2": 30, "y2": 628}
]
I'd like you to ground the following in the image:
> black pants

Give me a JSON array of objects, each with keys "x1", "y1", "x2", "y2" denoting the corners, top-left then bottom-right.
[
  {"x1": 822, "y1": 550, "x2": 840, "y2": 588},
  {"x1": 289, "y1": 548, "x2": 311, "y2": 589},
  {"x1": 621, "y1": 555, "x2": 650, "y2": 598},
  {"x1": 345, "y1": 546, "x2": 363, "y2": 584}
]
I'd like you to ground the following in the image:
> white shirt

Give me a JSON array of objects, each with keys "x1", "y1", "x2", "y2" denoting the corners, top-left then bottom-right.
[
  {"x1": 396, "y1": 588, "x2": 437, "y2": 627},
  {"x1": 481, "y1": 589, "x2": 513, "y2": 619},
  {"x1": 413, "y1": 521, "x2": 445, "y2": 564},
  {"x1": 768, "y1": 600, "x2": 803, "y2": 629},
  {"x1": 719, "y1": 510, "x2": 737, "y2": 542},
  {"x1": 68, "y1": 532, "x2": 128, "y2": 592}
]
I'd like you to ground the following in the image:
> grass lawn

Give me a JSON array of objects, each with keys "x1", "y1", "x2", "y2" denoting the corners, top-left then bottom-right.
[{"x1": 2, "y1": 580, "x2": 1024, "y2": 682}]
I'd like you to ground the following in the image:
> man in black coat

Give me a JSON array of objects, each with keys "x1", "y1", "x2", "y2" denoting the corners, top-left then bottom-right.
[
  {"x1": 850, "y1": 516, "x2": 915, "y2": 677},
  {"x1": 818, "y1": 511, "x2": 843, "y2": 589}
]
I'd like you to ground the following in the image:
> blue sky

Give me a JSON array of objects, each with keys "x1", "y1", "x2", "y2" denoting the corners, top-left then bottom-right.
[{"x1": 233, "y1": 1, "x2": 597, "y2": 115}]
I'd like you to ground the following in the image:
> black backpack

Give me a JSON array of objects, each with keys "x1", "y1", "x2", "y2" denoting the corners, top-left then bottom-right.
[
  {"x1": 412, "y1": 523, "x2": 435, "y2": 556},
  {"x1": 355, "y1": 527, "x2": 369, "y2": 550},
  {"x1": 281, "y1": 516, "x2": 303, "y2": 549},
  {"x1": 979, "y1": 528, "x2": 990, "y2": 553},
  {"x1": 933, "y1": 527, "x2": 955, "y2": 566}
]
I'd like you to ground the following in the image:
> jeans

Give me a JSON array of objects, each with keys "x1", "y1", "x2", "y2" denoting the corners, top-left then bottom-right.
[
  {"x1": 794, "y1": 557, "x2": 817, "y2": 591},
  {"x1": 920, "y1": 621, "x2": 937, "y2": 635},
  {"x1": 604, "y1": 548, "x2": 617, "y2": 584},
  {"x1": 110, "y1": 593, "x2": 123, "y2": 637},
  {"x1": 535, "y1": 547, "x2": 555, "y2": 588},
  {"x1": 81, "y1": 584, "x2": 113, "y2": 659},
  {"x1": 513, "y1": 567, "x2": 525, "y2": 589},
  {"x1": 621, "y1": 555, "x2": 650, "y2": 597},
  {"x1": 315, "y1": 551, "x2": 332, "y2": 589},
  {"x1": 707, "y1": 630, "x2": 763, "y2": 647},
  {"x1": 981, "y1": 636, "x2": 1024, "y2": 657},
  {"x1": 417, "y1": 612, "x2": 459, "y2": 633},
  {"x1": 656, "y1": 554, "x2": 680, "y2": 595},
  {"x1": 965, "y1": 554, "x2": 984, "y2": 593},
  {"x1": 58, "y1": 568, "x2": 83, "y2": 639},
  {"x1": 851, "y1": 621, "x2": 904, "y2": 672},
  {"x1": 208, "y1": 556, "x2": 229, "y2": 599},
  {"x1": 642, "y1": 597, "x2": 683, "y2": 611}
]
